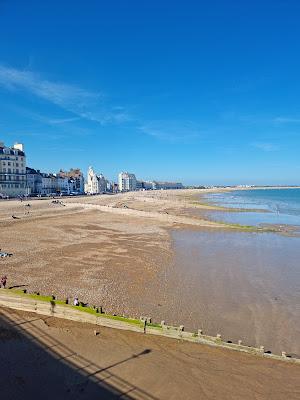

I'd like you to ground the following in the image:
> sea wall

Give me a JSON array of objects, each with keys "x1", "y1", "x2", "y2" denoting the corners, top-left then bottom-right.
[{"x1": 0, "y1": 289, "x2": 299, "y2": 365}]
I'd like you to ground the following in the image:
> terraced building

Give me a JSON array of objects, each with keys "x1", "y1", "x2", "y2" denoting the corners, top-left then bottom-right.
[{"x1": 0, "y1": 141, "x2": 27, "y2": 198}]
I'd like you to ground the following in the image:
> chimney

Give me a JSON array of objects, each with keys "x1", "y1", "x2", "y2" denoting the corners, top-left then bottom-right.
[{"x1": 13, "y1": 142, "x2": 24, "y2": 152}]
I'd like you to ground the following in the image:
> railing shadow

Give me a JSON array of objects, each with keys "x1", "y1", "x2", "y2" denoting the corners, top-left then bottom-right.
[
  {"x1": 8, "y1": 284, "x2": 29, "y2": 289},
  {"x1": 0, "y1": 309, "x2": 158, "y2": 400}
]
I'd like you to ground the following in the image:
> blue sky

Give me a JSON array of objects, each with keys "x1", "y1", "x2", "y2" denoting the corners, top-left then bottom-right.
[{"x1": 0, "y1": 1, "x2": 300, "y2": 185}]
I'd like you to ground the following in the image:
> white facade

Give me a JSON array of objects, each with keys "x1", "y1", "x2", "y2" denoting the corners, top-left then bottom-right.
[
  {"x1": 118, "y1": 172, "x2": 137, "y2": 192},
  {"x1": 151, "y1": 181, "x2": 183, "y2": 190},
  {"x1": 86, "y1": 166, "x2": 108, "y2": 194},
  {"x1": 57, "y1": 169, "x2": 84, "y2": 193},
  {"x1": 41, "y1": 174, "x2": 57, "y2": 195},
  {"x1": 133, "y1": 179, "x2": 183, "y2": 191},
  {"x1": 26, "y1": 168, "x2": 80, "y2": 196},
  {"x1": 55, "y1": 176, "x2": 70, "y2": 193},
  {"x1": 26, "y1": 167, "x2": 42, "y2": 195},
  {"x1": 0, "y1": 142, "x2": 27, "y2": 197},
  {"x1": 86, "y1": 166, "x2": 98, "y2": 194},
  {"x1": 40, "y1": 174, "x2": 67, "y2": 195}
]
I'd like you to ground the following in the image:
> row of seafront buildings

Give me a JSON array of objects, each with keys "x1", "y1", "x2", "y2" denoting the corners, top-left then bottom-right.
[
  {"x1": 85, "y1": 167, "x2": 183, "y2": 194},
  {"x1": 118, "y1": 171, "x2": 183, "y2": 191},
  {"x1": 0, "y1": 141, "x2": 183, "y2": 198}
]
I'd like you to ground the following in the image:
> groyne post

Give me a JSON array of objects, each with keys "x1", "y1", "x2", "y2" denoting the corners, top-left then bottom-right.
[{"x1": 1, "y1": 289, "x2": 299, "y2": 365}]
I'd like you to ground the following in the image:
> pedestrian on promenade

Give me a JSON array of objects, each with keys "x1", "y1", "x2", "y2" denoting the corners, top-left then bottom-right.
[
  {"x1": 0, "y1": 275, "x2": 7, "y2": 288},
  {"x1": 73, "y1": 296, "x2": 79, "y2": 306}
]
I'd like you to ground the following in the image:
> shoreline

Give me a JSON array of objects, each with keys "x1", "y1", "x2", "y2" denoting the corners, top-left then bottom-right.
[
  {"x1": 2, "y1": 185, "x2": 299, "y2": 233},
  {"x1": 188, "y1": 187, "x2": 300, "y2": 235}
]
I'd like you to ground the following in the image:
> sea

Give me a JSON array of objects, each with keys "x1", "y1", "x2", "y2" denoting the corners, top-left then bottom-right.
[{"x1": 202, "y1": 188, "x2": 300, "y2": 230}]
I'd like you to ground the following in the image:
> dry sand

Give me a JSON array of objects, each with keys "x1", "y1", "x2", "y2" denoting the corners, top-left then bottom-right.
[
  {"x1": 0, "y1": 307, "x2": 299, "y2": 400},
  {"x1": 0, "y1": 196, "x2": 173, "y2": 318}
]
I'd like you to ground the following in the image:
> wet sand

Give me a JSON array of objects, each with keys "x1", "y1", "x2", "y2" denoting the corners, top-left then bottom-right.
[
  {"x1": 165, "y1": 229, "x2": 300, "y2": 356},
  {"x1": 1, "y1": 307, "x2": 299, "y2": 400},
  {"x1": 0, "y1": 190, "x2": 299, "y2": 357}
]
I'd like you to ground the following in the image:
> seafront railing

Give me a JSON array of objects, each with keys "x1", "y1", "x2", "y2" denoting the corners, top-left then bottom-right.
[{"x1": 0, "y1": 288, "x2": 298, "y2": 365}]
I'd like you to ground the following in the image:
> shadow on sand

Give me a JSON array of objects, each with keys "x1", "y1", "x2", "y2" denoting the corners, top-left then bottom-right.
[{"x1": 0, "y1": 310, "x2": 157, "y2": 400}]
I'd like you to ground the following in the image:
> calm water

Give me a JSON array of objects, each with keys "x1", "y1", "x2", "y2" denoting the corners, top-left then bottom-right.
[
  {"x1": 203, "y1": 188, "x2": 300, "y2": 228},
  {"x1": 166, "y1": 189, "x2": 300, "y2": 356}
]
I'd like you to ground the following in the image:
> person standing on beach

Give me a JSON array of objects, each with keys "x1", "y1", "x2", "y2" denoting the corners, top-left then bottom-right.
[
  {"x1": 73, "y1": 296, "x2": 79, "y2": 306},
  {"x1": 0, "y1": 275, "x2": 7, "y2": 288}
]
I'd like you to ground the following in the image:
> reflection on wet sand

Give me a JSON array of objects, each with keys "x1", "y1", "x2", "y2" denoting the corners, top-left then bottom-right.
[{"x1": 163, "y1": 229, "x2": 300, "y2": 357}]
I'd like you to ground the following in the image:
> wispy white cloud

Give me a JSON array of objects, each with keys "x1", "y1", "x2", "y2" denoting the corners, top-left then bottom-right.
[
  {"x1": 138, "y1": 120, "x2": 202, "y2": 142},
  {"x1": 0, "y1": 64, "x2": 100, "y2": 107},
  {"x1": 5, "y1": 106, "x2": 82, "y2": 127},
  {"x1": 0, "y1": 64, "x2": 130, "y2": 125},
  {"x1": 251, "y1": 142, "x2": 279, "y2": 152}
]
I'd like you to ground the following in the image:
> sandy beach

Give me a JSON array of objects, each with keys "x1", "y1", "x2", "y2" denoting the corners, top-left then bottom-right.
[
  {"x1": 1, "y1": 307, "x2": 299, "y2": 400},
  {"x1": 0, "y1": 189, "x2": 299, "y2": 357},
  {"x1": 0, "y1": 188, "x2": 235, "y2": 318}
]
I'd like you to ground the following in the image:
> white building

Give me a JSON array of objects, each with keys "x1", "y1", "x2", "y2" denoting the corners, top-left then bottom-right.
[
  {"x1": 135, "y1": 179, "x2": 183, "y2": 191},
  {"x1": 55, "y1": 175, "x2": 70, "y2": 194},
  {"x1": 0, "y1": 142, "x2": 27, "y2": 197},
  {"x1": 151, "y1": 181, "x2": 183, "y2": 190},
  {"x1": 41, "y1": 174, "x2": 57, "y2": 195},
  {"x1": 118, "y1": 172, "x2": 137, "y2": 192},
  {"x1": 26, "y1": 167, "x2": 42, "y2": 195},
  {"x1": 85, "y1": 166, "x2": 108, "y2": 194},
  {"x1": 26, "y1": 168, "x2": 81, "y2": 196},
  {"x1": 136, "y1": 180, "x2": 153, "y2": 190},
  {"x1": 57, "y1": 169, "x2": 84, "y2": 194}
]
